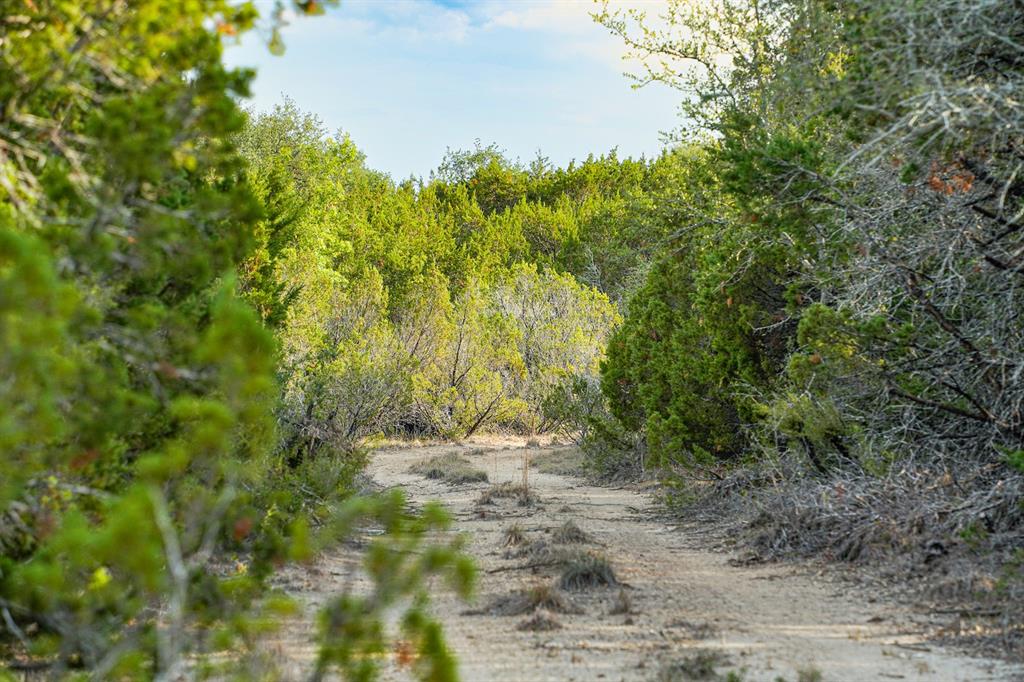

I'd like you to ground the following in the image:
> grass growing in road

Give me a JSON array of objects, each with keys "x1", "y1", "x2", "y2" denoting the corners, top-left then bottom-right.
[
  {"x1": 482, "y1": 582, "x2": 582, "y2": 616},
  {"x1": 657, "y1": 650, "x2": 739, "y2": 681},
  {"x1": 558, "y1": 552, "x2": 619, "y2": 591},
  {"x1": 501, "y1": 523, "x2": 526, "y2": 547},
  {"x1": 476, "y1": 482, "x2": 538, "y2": 506},
  {"x1": 517, "y1": 610, "x2": 563, "y2": 631},
  {"x1": 551, "y1": 519, "x2": 592, "y2": 544}
]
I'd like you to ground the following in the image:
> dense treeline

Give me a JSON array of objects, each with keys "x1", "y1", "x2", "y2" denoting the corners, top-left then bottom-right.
[{"x1": 237, "y1": 103, "x2": 697, "y2": 460}]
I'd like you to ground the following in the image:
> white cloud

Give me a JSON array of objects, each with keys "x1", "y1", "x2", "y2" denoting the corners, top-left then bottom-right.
[{"x1": 481, "y1": 0, "x2": 594, "y2": 33}]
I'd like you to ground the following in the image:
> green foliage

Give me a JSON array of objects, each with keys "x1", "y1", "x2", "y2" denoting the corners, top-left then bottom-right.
[
  {"x1": 591, "y1": 99, "x2": 835, "y2": 473},
  {"x1": 1, "y1": 0, "x2": 282, "y2": 669},
  {"x1": 313, "y1": 493, "x2": 472, "y2": 682},
  {"x1": 1008, "y1": 451, "x2": 1024, "y2": 475},
  {"x1": 411, "y1": 278, "x2": 527, "y2": 438},
  {"x1": 492, "y1": 263, "x2": 621, "y2": 431},
  {"x1": 239, "y1": 160, "x2": 304, "y2": 328},
  {"x1": 603, "y1": 252, "x2": 747, "y2": 470},
  {"x1": 235, "y1": 106, "x2": 628, "y2": 444},
  {"x1": 0, "y1": 3, "x2": 470, "y2": 678},
  {"x1": 596, "y1": 0, "x2": 1024, "y2": 483}
]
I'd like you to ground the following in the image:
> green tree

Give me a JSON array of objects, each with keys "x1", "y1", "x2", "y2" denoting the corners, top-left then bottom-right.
[{"x1": 0, "y1": 3, "x2": 471, "y2": 678}]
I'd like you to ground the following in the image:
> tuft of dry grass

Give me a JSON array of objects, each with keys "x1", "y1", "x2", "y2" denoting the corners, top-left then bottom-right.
[
  {"x1": 503, "y1": 539, "x2": 568, "y2": 564},
  {"x1": 407, "y1": 452, "x2": 488, "y2": 485},
  {"x1": 559, "y1": 552, "x2": 619, "y2": 591},
  {"x1": 516, "y1": 610, "x2": 562, "y2": 632},
  {"x1": 551, "y1": 519, "x2": 592, "y2": 544},
  {"x1": 797, "y1": 668, "x2": 823, "y2": 682},
  {"x1": 500, "y1": 523, "x2": 526, "y2": 547},
  {"x1": 479, "y1": 582, "x2": 582, "y2": 616},
  {"x1": 476, "y1": 482, "x2": 538, "y2": 506}
]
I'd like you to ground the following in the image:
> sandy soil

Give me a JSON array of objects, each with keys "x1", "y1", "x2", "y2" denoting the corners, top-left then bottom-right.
[{"x1": 273, "y1": 437, "x2": 1023, "y2": 681}]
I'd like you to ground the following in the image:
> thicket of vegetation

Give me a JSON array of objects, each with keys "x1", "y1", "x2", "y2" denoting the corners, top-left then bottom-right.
[
  {"x1": 237, "y1": 105, "x2": 646, "y2": 454},
  {"x1": 585, "y1": 0, "x2": 1024, "y2": 654},
  {"x1": 593, "y1": 0, "x2": 1024, "y2": 473},
  {"x1": 0, "y1": 3, "x2": 476, "y2": 679}
]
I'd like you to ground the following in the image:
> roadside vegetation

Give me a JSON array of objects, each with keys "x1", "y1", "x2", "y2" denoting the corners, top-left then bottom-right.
[
  {"x1": 585, "y1": 0, "x2": 1024, "y2": 658},
  {"x1": 0, "y1": 3, "x2": 474, "y2": 679}
]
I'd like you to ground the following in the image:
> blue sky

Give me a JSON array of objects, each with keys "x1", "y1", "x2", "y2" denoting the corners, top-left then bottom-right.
[{"x1": 223, "y1": 0, "x2": 681, "y2": 180}]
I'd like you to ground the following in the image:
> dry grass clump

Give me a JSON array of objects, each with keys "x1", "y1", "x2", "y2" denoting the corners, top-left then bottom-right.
[
  {"x1": 551, "y1": 519, "x2": 591, "y2": 544},
  {"x1": 517, "y1": 610, "x2": 562, "y2": 631},
  {"x1": 558, "y1": 552, "x2": 619, "y2": 591},
  {"x1": 407, "y1": 452, "x2": 488, "y2": 485},
  {"x1": 503, "y1": 543, "x2": 618, "y2": 588},
  {"x1": 656, "y1": 650, "x2": 732, "y2": 681},
  {"x1": 500, "y1": 523, "x2": 526, "y2": 547},
  {"x1": 503, "y1": 539, "x2": 570, "y2": 564},
  {"x1": 531, "y1": 448, "x2": 586, "y2": 476},
  {"x1": 481, "y1": 582, "x2": 582, "y2": 616},
  {"x1": 476, "y1": 482, "x2": 538, "y2": 506}
]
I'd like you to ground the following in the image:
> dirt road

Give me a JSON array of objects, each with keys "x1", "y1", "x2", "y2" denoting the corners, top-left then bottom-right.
[{"x1": 277, "y1": 438, "x2": 1022, "y2": 681}]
